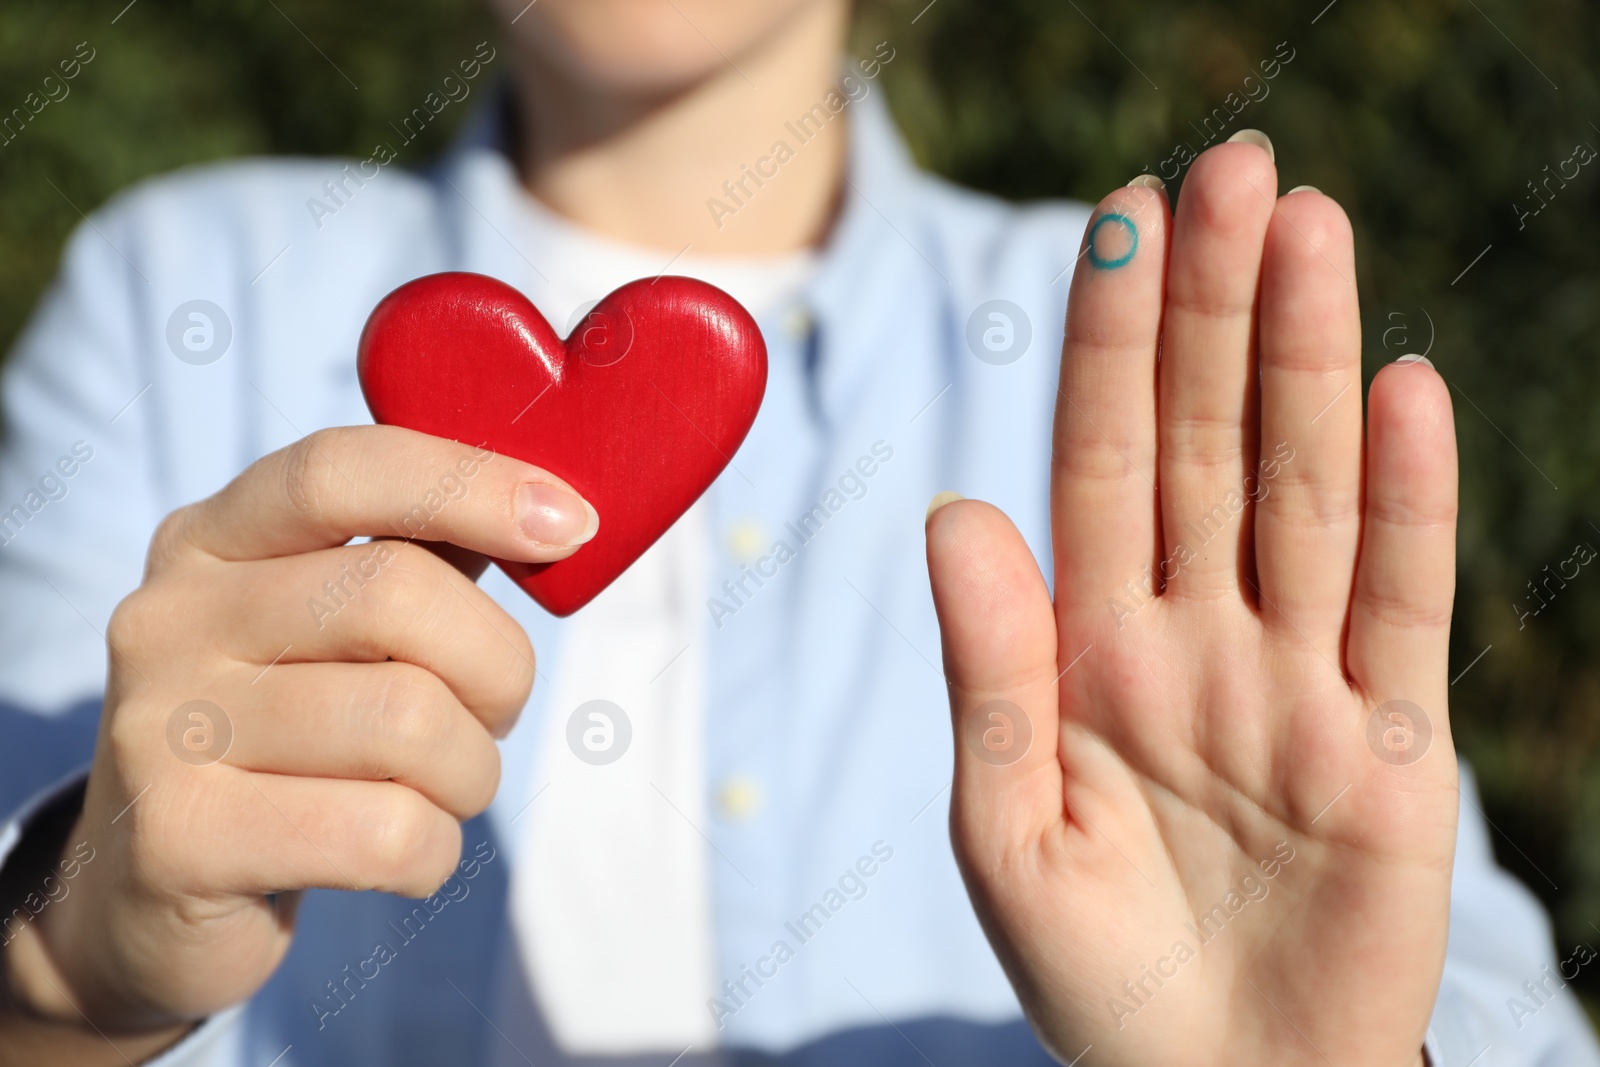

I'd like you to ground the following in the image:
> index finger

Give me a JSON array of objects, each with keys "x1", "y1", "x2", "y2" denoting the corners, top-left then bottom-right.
[{"x1": 166, "y1": 425, "x2": 598, "y2": 566}]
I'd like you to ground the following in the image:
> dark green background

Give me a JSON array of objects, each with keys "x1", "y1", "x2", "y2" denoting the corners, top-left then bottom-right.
[{"x1": 3, "y1": 0, "x2": 1599, "y2": 1017}]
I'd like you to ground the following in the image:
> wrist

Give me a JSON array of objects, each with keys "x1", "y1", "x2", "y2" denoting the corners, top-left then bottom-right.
[
  {"x1": 0, "y1": 787, "x2": 190, "y2": 1064},
  {"x1": 1, "y1": 872, "x2": 190, "y2": 1067},
  {"x1": 0, "y1": 785, "x2": 92, "y2": 1024},
  {"x1": 0, "y1": 974, "x2": 187, "y2": 1067},
  {"x1": 0, "y1": 781, "x2": 84, "y2": 1015}
]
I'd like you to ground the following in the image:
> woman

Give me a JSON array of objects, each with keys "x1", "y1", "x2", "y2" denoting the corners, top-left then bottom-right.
[{"x1": 0, "y1": 0, "x2": 1593, "y2": 1064}]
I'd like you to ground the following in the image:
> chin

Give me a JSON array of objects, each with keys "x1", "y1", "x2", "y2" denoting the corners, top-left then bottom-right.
[{"x1": 493, "y1": 0, "x2": 827, "y2": 96}]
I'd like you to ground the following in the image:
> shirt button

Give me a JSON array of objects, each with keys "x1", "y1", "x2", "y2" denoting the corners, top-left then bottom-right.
[
  {"x1": 717, "y1": 777, "x2": 763, "y2": 823},
  {"x1": 725, "y1": 519, "x2": 766, "y2": 564},
  {"x1": 783, "y1": 305, "x2": 811, "y2": 340}
]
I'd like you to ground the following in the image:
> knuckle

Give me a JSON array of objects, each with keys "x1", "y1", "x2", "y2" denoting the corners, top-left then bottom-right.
[
  {"x1": 1358, "y1": 581, "x2": 1454, "y2": 630},
  {"x1": 114, "y1": 779, "x2": 218, "y2": 894},
  {"x1": 362, "y1": 793, "x2": 430, "y2": 881},
  {"x1": 483, "y1": 635, "x2": 536, "y2": 737},
  {"x1": 1262, "y1": 333, "x2": 1353, "y2": 374},
  {"x1": 368, "y1": 545, "x2": 451, "y2": 628},
  {"x1": 505, "y1": 629, "x2": 537, "y2": 699},
  {"x1": 415, "y1": 823, "x2": 464, "y2": 896},
  {"x1": 1167, "y1": 282, "x2": 1256, "y2": 322},
  {"x1": 371, "y1": 668, "x2": 446, "y2": 769},
  {"x1": 460, "y1": 745, "x2": 502, "y2": 818},
  {"x1": 383, "y1": 539, "x2": 441, "y2": 580},
  {"x1": 145, "y1": 506, "x2": 196, "y2": 571},
  {"x1": 363, "y1": 791, "x2": 456, "y2": 892},
  {"x1": 1266, "y1": 491, "x2": 1360, "y2": 530},
  {"x1": 280, "y1": 429, "x2": 349, "y2": 522},
  {"x1": 104, "y1": 703, "x2": 153, "y2": 776},
  {"x1": 1366, "y1": 492, "x2": 1457, "y2": 531},
  {"x1": 379, "y1": 542, "x2": 446, "y2": 598},
  {"x1": 1057, "y1": 433, "x2": 1148, "y2": 484},
  {"x1": 105, "y1": 589, "x2": 159, "y2": 660},
  {"x1": 120, "y1": 821, "x2": 174, "y2": 890}
]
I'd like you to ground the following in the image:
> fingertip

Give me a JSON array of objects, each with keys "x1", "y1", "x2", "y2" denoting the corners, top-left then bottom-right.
[
  {"x1": 928, "y1": 501, "x2": 1063, "y2": 864},
  {"x1": 1226, "y1": 127, "x2": 1276, "y2": 163},
  {"x1": 926, "y1": 498, "x2": 1055, "y2": 689},
  {"x1": 926, "y1": 490, "x2": 965, "y2": 523},
  {"x1": 513, "y1": 481, "x2": 599, "y2": 557},
  {"x1": 1105, "y1": 181, "x2": 1169, "y2": 214},
  {"x1": 1349, "y1": 355, "x2": 1460, "y2": 698},
  {"x1": 925, "y1": 496, "x2": 1012, "y2": 582},
  {"x1": 1179, "y1": 140, "x2": 1279, "y2": 233},
  {"x1": 1371, "y1": 356, "x2": 1455, "y2": 446},
  {"x1": 1366, "y1": 356, "x2": 1458, "y2": 520},
  {"x1": 1267, "y1": 188, "x2": 1353, "y2": 261},
  {"x1": 574, "y1": 496, "x2": 601, "y2": 543},
  {"x1": 1087, "y1": 183, "x2": 1170, "y2": 246}
]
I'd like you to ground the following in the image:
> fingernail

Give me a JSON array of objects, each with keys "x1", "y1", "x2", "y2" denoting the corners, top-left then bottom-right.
[
  {"x1": 1287, "y1": 184, "x2": 1320, "y2": 195},
  {"x1": 1127, "y1": 174, "x2": 1166, "y2": 191},
  {"x1": 518, "y1": 483, "x2": 599, "y2": 546},
  {"x1": 1227, "y1": 128, "x2": 1275, "y2": 163},
  {"x1": 926, "y1": 491, "x2": 964, "y2": 521},
  {"x1": 1394, "y1": 353, "x2": 1435, "y2": 370}
]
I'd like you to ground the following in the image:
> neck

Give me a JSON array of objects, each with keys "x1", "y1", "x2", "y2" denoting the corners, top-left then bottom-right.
[{"x1": 508, "y1": 2, "x2": 849, "y2": 257}]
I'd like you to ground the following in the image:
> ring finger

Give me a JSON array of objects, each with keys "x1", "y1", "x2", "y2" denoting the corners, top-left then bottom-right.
[
  {"x1": 211, "y1": 660, "x2": 500, "y2": 820},
  {"x1": 191, "y1": 539, "x2": 536, "y2": 733}
]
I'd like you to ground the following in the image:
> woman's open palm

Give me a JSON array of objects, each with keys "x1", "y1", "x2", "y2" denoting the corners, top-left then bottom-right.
[{"x1": 926, "y1": 134, "x2": 1458, "y2": 1066}]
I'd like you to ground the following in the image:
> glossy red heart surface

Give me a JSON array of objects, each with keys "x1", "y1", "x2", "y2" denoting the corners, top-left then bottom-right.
[{"x1": 357, "y1": 272, "x2": 767, "y2": 616}]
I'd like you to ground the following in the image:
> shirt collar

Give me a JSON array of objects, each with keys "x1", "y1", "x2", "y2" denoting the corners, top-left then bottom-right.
[{"x1": 429, "y1": 74, "x2": 938, "y2": 413}]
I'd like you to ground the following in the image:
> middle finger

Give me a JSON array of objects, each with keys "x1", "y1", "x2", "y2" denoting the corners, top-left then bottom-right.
[
  {"x1": 199, "y1": 539, "x2": 536, "y2": 734},
  {"x1": 212, "y1": 659, "x2": 501, "y2": 820},
  {"x1": 1158, "y1": 134, "x2": 1278, "y2": 602}
]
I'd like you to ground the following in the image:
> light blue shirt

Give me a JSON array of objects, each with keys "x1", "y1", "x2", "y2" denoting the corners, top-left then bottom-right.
[{"x1": 0, "y1": 88, "x2": 1595, "y2": 1067}]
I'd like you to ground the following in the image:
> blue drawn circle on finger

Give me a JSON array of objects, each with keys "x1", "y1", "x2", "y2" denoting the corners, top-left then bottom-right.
[{"x1": 1088, "y1": 213, "x2": 1139, "y2": 270}]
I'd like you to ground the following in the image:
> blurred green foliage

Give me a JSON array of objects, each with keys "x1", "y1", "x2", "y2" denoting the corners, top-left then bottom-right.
[
  {"x1": 0, "y1": 0, "x2": 495, "y2": 337},
  {"x1": 3, "y1": 0, "x2": 1600, "y2": 1013}
]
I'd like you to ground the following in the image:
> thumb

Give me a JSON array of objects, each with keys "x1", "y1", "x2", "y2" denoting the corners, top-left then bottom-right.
[{"x1": 925, "y1": 494, "x2": 1063, "y2": 865}]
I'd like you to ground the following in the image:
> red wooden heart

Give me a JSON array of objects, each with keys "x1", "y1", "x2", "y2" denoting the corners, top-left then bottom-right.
[{"x1": 357, "y1": 272, "x2": 767, "y2": 616}]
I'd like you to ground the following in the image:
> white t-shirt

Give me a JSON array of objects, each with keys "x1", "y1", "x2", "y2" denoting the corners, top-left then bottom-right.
[
  {"x1": 512, "y1": 190, "x2": 817, "y2": 341},
  {"x1": 505, "y1": 188, "x2": 819, "y2": 1054}
]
